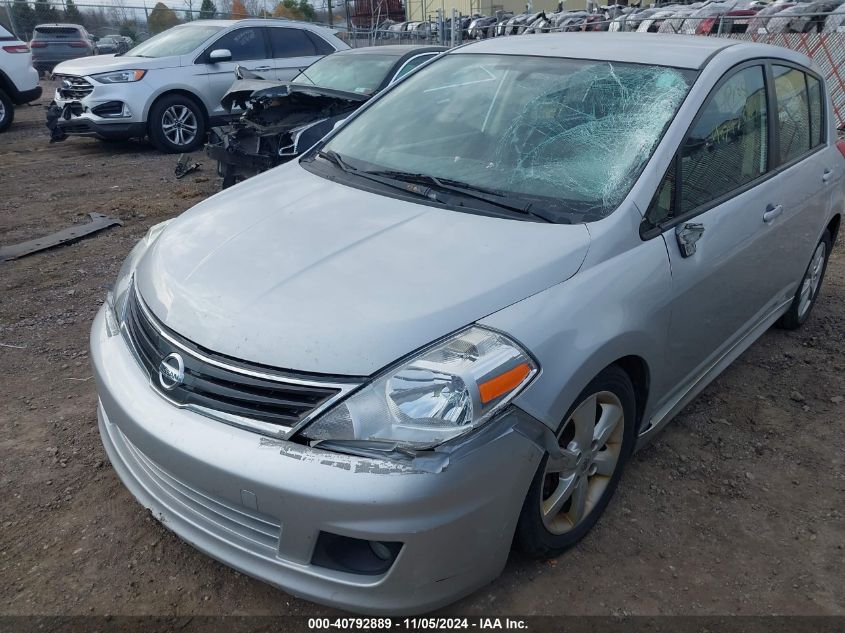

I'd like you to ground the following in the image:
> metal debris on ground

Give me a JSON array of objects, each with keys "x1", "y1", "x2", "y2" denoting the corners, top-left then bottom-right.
[
  {"x1": 175, "y1": 154, "x2": 201, "y2": 179},
  {"x1": 0, "y1": 213, "x2": 123, "y2": 261}
]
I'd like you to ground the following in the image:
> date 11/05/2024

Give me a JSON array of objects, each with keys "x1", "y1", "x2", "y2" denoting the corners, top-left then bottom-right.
[{"x1": 307, "y1": 618, "x2": 529, "y2": 630}]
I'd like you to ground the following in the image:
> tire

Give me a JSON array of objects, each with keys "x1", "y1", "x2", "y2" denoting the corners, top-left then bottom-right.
[
  {"x1": 515, "y1": 365, "x2": 636, "y2": 559},
  {"x1": 777, "y1": 231, "x2": 832, "y2": 330},
  {"x1": 0, "y1": 88, "x2": 14, "y2": 133},
  {"x1": 148, "y1": 94, "x2": 206, "y2": 153}
]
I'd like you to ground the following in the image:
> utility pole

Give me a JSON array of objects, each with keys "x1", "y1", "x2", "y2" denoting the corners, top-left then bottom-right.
[{"x1": 327, "y1": 0, "x2": 333, "y2": 26}]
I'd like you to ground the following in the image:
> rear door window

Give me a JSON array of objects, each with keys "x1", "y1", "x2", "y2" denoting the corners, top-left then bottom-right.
[
  {"x1": 679, "y1": 65, "x2": 769, "y2": 214},
  {"x1": 267, "y1": 27, "x2": 317, "y2": 58},
  {"x1": 773, "y1": 65, "x2": 812, "y2": 164}
]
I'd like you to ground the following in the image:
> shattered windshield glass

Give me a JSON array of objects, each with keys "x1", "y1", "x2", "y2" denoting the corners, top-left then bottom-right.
[
  {"x1": 292, "y1": 54, "x2": 399, "y2": 95},
  {"x1": 321, "y1": 54, "x2": 696, "y2": 220}
]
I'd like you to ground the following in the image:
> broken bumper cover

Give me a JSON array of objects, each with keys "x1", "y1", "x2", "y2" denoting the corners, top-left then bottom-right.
[
  {"x1": 46, "y1": 101, "x2": 146, "y2": 141},
  {"x1": 90, "y1": 305, "x2": 543, "y2": 614}
]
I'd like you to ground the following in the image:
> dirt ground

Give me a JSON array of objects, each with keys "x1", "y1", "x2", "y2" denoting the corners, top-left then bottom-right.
[{"x1": 1, "y1": 79, "x2": 844, "y2": 617}]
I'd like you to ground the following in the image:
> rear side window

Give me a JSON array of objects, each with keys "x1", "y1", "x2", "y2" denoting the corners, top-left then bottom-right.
[
  {"x1": 305, "y1": 31, "x2": 335, "y2": 55},
  {"x1": 679, "y1": 65, "x2": 769, "y2": 214},
  {"x1": 267, "y1": 27, "x2": 317, "y2": 58},
  {"x1": 209, "y1": 28, "x2": 266, "y2": 62},
  {"x1": 773, "y1": 65, "x2": 812, "y2": 164},
  {"x1": 807, "y1": 74, "x2": 825, "y2": 148}
]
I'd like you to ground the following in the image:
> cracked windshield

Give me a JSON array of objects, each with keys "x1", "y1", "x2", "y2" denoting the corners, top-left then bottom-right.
[{"x1": 324, "y1": 54, "x2": 696, "y2": 220}]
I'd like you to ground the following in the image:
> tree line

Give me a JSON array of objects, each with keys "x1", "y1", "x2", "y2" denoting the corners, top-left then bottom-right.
[{"x1": 2, "y1": 0, "x2": 319, "y2": 40}]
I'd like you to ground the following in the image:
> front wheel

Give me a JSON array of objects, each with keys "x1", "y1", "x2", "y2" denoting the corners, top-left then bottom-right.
[
  {"x1": 515, "y1": 365, "x2": 636, "y2": 559},
  {"x1": 0, "y1": 88, "x2": 14, "y2": 132},
  {"x1": 148, "y1": 94, "x2": 206, "y2": 153},
  {"x1": 777, "y1": 231, "x2": 832, "y2": 330}
]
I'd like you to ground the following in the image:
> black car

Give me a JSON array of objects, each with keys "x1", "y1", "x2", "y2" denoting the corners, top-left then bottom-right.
[{"x1": 207, "y1": 45, "x2": 446, "y2": 189}]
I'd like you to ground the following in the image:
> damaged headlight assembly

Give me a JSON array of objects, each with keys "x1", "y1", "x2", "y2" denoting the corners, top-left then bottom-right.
[
  {"x1": 300, "y1": 327, "x2": 538, "y2": 451},
  {"x1": 91, "y1": 69, "x2": 147, "y2": 84},
  {"x1": 104, "y1": 219, "x2": 172, "y2": 337}
]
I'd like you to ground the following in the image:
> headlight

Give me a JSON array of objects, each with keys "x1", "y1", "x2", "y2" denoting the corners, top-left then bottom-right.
[
  {"x1": 107, "y1": 220, "x2": 172, "y2": 333},
  {"x1": 91, "y1": 69, "x2": 146, "y2": 84},
  {"x1": 300, "y1": 327, "x2": 538, "y2": 450}
]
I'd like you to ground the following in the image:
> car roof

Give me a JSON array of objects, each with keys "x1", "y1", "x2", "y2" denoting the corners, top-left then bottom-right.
[
  {"x1": 454, "y1": 32, "x2": 737, "y2": 69},
  {"x1": 187, "y1": 18, "x2": 336, "y2": 33},
  {"x1": 335, "y1": 45, "x2": 448, "y2": 58}
]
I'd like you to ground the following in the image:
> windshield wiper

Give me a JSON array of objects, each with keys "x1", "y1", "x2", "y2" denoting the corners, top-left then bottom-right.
[
  {"x1": 317, "y1": 149, "x2": 351, "y2": 172},
  {"x1": 315, "y1": 153, "x2": 558, "y2": 222},
  {"x1": 365, "y1": 169, "x2": 557, "y2": 223}
]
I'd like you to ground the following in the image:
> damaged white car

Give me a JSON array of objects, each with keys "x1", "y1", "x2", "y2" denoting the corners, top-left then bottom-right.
[{"x1": 92, "y1": 34, "x2": 843, "y2": 614}]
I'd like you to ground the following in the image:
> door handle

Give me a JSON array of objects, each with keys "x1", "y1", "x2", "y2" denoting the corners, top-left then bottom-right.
[
  {"x1": 763, "y1": 204, "x2": 783, "y2": 223},
  {"x1": 822, "y1": 169, "x2": 832, "y2": 183},
  {"x1": 675, "y1": 222, "x2": 705, "y2": 258},
  {"x1": 250, "y1": 66, "x2": 272, "y2": 71}
]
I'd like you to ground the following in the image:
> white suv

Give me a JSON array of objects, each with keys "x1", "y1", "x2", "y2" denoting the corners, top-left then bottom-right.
[
  {"x1": 47, "y1": 19, "x2": 348, "y2": 152},
  {"x1": 0, "y1": 24, "x2": 42, "y2": 132}
]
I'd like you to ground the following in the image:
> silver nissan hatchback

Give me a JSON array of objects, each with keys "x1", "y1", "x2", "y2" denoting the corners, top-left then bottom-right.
[{"x1": 91, "y1": 34, "x2": 843, "y2": 614}]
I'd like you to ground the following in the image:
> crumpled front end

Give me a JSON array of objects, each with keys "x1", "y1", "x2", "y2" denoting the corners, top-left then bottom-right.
[
  {"x1": 45, "y1": 74, "x2": 146, "y2": 142},
  {"x1": 207, "y1": 80, "x2": 368, "y2": 187}
]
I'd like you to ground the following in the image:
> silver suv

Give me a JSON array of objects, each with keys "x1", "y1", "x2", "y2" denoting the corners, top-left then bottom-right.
[{"x1": 48, "y1": 19, "x2": 348, "y2": 152}]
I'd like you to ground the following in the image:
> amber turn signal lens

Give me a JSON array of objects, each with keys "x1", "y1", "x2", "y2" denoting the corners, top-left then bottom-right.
[{"x1": 479, "y1": 362, "x2": 531, "y2": 404}]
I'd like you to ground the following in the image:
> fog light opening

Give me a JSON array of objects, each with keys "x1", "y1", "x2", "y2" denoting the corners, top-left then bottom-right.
[
  {"x1": 311, "y1": 531, "x2": 402, "y2": 576},
  {"x1": 369, "y1": 540, "x2": 392, "y2": 561}
]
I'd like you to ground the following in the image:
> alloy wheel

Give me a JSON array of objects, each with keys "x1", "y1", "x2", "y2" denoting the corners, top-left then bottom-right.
[
  {"x1": 0, "y1": 99, "x2": 6, "y2": 125},
  {"x1": 161, "y1": 105, "x2": 198, "y2": 147},
  {"x1": 798, "y1": 242, "x2": 826, "y2": 319},
  {"x1": 540, "y1": 391, "x2": 625, "y2": 535}
]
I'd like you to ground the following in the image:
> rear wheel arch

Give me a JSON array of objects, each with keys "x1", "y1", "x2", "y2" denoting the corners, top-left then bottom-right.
[{"x1": 0, "y1": 70, "x2": 16, "y2": 100}]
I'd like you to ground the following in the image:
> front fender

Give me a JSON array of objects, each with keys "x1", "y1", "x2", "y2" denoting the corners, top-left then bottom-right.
[{"x1": 479, "y1": 229, "x2": 672, "y2": 439}]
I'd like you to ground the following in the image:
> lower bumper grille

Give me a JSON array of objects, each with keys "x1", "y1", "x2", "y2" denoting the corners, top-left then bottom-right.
[{"x1": 120, "y1": 430, "x2": 281, "y2": 552}]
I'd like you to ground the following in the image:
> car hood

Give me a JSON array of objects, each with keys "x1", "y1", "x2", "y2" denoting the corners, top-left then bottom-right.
[
  {"x1": 221, "y1": 80, "x2": 369, "y2": 113},
  {"x1": 53, "y1": 54, "x2": 178, "y2": 75},
  {"x1": 135, "y1": 163, "x2": 591, "y2": 376}
]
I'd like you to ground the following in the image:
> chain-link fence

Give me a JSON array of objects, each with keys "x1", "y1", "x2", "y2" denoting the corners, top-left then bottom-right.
[{"x1": 4, "y1": 0, "x2": 845, "y2": 125}]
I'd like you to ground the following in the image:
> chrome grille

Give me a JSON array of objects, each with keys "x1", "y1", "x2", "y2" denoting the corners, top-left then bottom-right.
[
  {"x1": 55, "y1": 74, "x2": 94, "y2": 99},
  {"x1": 121, "y1": 286, "x2": 359, "y2": 437}
]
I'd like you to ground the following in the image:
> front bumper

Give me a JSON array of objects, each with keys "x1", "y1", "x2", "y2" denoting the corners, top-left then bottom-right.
[
  {"x1": 46, "y1": 79, "x2": 148, "y2": 140},
  {"x1": 91, "y1": 305, "x2": 543, "y2": 614}
]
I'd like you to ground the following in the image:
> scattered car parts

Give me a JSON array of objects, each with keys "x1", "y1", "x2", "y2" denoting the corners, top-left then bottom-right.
[
  {"x1": 174, "y1": 154, "x2": 201, "y2": 179},
  {"x1": 0, "y1": 213, "x2": 122, "y2": 261}
]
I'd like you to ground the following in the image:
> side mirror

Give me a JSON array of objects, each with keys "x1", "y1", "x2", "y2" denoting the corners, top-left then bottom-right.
[{"x1": 209, "y1": 48, "x2": 232, "y2": 63}]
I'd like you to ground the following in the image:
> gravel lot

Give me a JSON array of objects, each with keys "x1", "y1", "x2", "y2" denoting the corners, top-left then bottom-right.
[{"x1": 1, "y1": 79, "x2": 844, "y2": 617}]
